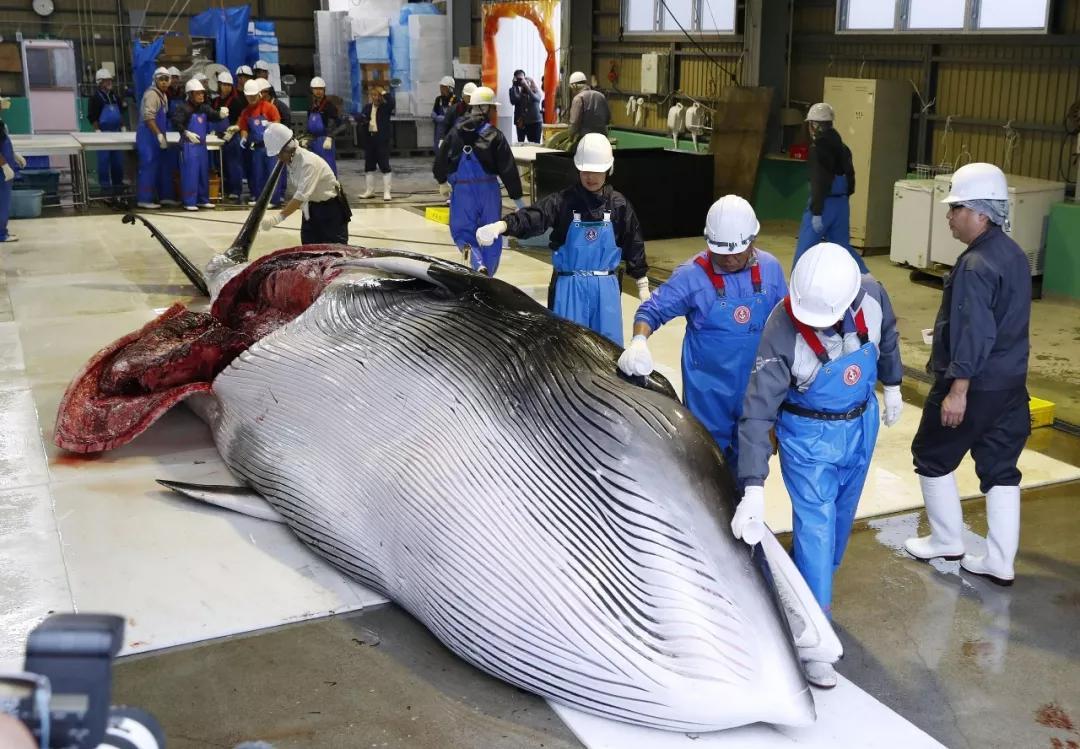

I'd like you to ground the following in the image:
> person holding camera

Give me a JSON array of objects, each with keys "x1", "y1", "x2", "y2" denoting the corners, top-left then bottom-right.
[{"x1": 508, "y1": 69, "x2": 543, "y2": 144}]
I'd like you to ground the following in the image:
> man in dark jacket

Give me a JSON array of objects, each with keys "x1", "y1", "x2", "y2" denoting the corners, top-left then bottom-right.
[
  {"x1": 431, "y1": 75, "x2": 456, "y2": 150},
  {"x1": 904, "y1": 162, "x2": 1031, "y2": 588},
  {"x1": 475, "y1": 133, "x2": 648, "y2": 346},
  {"x1": 357, "y1": 86, "x2": 396, "y2": 201},
  {"x1": 508, "y1": 69, "x2": 543, "y2": 144},
  {"x1": 88, "y1": 68, "x2": 128, "y2": 195},
  {"x1": 171, "y1": 78, "x2": 228, "y2": 210},
  {"x1": 793, "y1": 102, "x2": 865, "y2": 273},
  {"x1": 434, "y1": 86, "x2": 523, "y2": 276}
]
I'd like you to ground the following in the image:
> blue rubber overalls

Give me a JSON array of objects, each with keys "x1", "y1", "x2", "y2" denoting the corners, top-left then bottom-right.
[
  {"x1": 158, "y1": 95, "x2": 183, "y2": 202},
  {"x1": 269, "y1": 103, "x2": 287, "y2": 206},
  {"x1": 449, "y1": 129, "x2": 503, "y2": 275},
  {"x1": 214, "y1": 95, "x2": 243, "y2": 198},
  {"x1": 136, "y1": 90, "x2": 167, "y2": 205},
  {"x1": 683, "y1": 256, "x2": 769, "y2": 466},
  {"x1": 180, "y1": 109, "x2": 209, "y2": 208},
  {"x1": 775, "y1": 296, "x2": 880, "y2": 615},
  {"x1": 794, "y1": 174, "x2": 867, "y2": 273},
  {"x1": 307, "y1": 103, "x2": 337, "y2": 176},
  {"x1": 95, "y1": 91, "x2": 125, "y2": 194},
  {"x1": 552, "y1": 211, "x2": 624, "y2": 345},
  {"x1": 0, "y1": 124, "x2": 15, "y2": 241},
  {"x1": 245, "y1": 111, "x2": 271, "y2": 198}
]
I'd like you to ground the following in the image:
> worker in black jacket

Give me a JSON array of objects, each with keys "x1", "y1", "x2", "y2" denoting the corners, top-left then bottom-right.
[
  {"x1": 434, "y1": 86, "x2": 523, "y2": 276},
  {"x1": 357, "y1": 86, "x2": 396, "y2": 201},
  {"x1": 904, "y1": 162, "x2": 1031, "y2": 588},
  {"x1": 88, "y1": 68, "x2": 128, "y2": 195},
  {"x1": 475, "y1": 133, "x2": 649, "y2": 346},
  {"x1": 794, "y1": 102, "x2": 865, "y2": 273}
]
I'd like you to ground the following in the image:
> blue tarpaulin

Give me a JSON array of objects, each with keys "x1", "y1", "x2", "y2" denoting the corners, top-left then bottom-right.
[
  {"x1": 390, "y1": 3, "x2": 439, "y2": 92},
  {"x1": 189, "y1": 5, "x2": 252, "y2": 75},
  {"x1": 350, "y1": 37, "x2": 391, "y2": 113},
  {"x1": 132, "y1": 37, "x2": 165, "y2": 100}
]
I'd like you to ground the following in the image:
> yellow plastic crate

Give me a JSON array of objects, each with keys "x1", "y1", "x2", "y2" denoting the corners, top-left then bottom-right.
[
  {"x1": 1030, "y1": 396, "x2": 1055, "y2": 429},
  {"x1": 425, "y1": 206, "x2": 449, "y2": 225}
]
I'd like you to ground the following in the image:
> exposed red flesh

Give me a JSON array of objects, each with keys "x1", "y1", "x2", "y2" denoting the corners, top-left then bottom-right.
[{"x1": 55, "y1": 245, "x2": 366, "y2": 454}]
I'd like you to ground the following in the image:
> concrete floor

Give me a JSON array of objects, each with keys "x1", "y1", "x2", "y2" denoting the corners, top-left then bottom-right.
[{"x1": 15, "y1": 156, "x2": 1080, "y2": 748}]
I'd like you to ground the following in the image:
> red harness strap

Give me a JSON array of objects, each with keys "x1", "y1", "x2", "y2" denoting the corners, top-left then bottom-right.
[
  {"x1": 783, "y1": 296, "x2": 869, "y2": 365},
  {"x1": 694, "y1": 255, "x2": 762, "y2": 296}
]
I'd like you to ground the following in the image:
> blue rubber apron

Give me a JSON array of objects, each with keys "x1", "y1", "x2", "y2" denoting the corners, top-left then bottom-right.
[
  {"x1": 0, "y1": 125, "x2": 15, "y2": 240},
  {"x1": 449, "y1": 130, "x2": 503, "y2": 276},
  {"x1": 682, "y1": 255, "x2": 768, "y2": 466},
  {"x1": 307, "y1": 102, "x2": 337, "y2": 176},
  {"x1": 794, "y1": 174, "x2": 867, "y2": 273},
  {"x1": 96, "y1": 91, "x2": 124, "y2": 192},
  {"x1": 775, "y1": 296, "x2": 879, "y2": 615},
  {"x1": 214, "y1": 93, "x2": 243, "y2": 198},
  {"x1": 552, "y1": 211, "x2": 623, "y2": 346},
  {"x1": 136, "y1": 90, "x2": 167, "y2": 204},
  {"x1": 158, "y1": 95, "x2": 183, "y2": 201},
  {"x1": 180, "y1": 109, "x2": 209, "y2": 207}
]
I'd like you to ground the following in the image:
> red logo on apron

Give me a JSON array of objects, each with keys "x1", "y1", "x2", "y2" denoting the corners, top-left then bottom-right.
[
  {"x1": 733, "y1": 305, "x2": 751, "y2": 324},
  {"x1": 843, "y1": 364, "x2": 862, "y2": 385}
]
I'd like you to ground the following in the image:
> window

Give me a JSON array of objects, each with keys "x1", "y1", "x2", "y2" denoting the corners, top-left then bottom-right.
[
  {"x1": 25, "y1": 47, "x2": 76, "y2": 89},
  {"x1": 836, "y1": 0, "x2": 1052, "y2": 33},
  {"x1": 624, "y1": 0, "x2": 736, "y2": 34}
]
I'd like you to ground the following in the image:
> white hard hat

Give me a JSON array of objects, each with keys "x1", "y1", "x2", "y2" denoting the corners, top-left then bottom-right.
[
  {"x1": 95, "y1": 68, "x2": 113, "y2": 82},
  {"x1": 439, "y1": 75, "x2": 455, "y2": 88},
  {"x1": 167, "y1": 66, "x2": 181, "y2": 77},
  {"x1": 789, "y1": 242, "x2": 862, "y2": 328},
  {"x1": 805, "y1": 102, "x2": 834, "y2": 122},
  {"x1": 218, "y1": 71, "x2": 234, "y2": 85},
  {"x1": 704, "y1": 195, "x2": 760, "y2": 255},
  {"x1": 254, "y1": 60, "x2": 270, "y2": 71},
  {"x1": 310, "y1": 76, "x2": 326, "y2": 89},
  {"x1": 243, "y1": 79, "x2": 262, "y2": 96},
  {"x1": 236, "y1": 65, "x2": 253, "y2": 77},
  {"x1": 256, "y1": 78, "x2": 272, "y2": 92},
  {"x1": 264, "y1": 122, "x2": 295, "y2": 157},
  {"x1": 569, "y1": 71, "x2": 587, "y2": 86},
  {"x1": 470, "y1": 86, "x2": 498, "y2": 107},
  {"x1": 184, "y1": 79, "x2": 205, "y2": 93},
  {"x1": 941, "y1": 162, "x2": 1008, "y2": 204},
  {"x1": 194, "y1": 73, "x2": 208, "y2": 83},
  {"x1": 153, "y1": 67, "x2": 171, "y2": 79},
  {"x1": 574, "y1": 133, "x2": 614, "y2": 173},
  {"x1": 462, "y1": 82, "x2": 477, "y2": 97}
]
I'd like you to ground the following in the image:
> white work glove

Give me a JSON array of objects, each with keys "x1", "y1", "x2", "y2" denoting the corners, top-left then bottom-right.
[
  {"x1": 438, "y1": 182, "x2": 451, "y2": 198},
  {"x1": 184, "y1": 131, "x2": 201, "y2": 144},
  {"x1": 157, "y1": 133, "x2": 168, "y2": 149},
  {"x1": 476, "y1": 220, "x2": 507, "y2": 247},
  {"x1": 240, "y1": 136, "x2": 248, "y2": 150},
  {"x1": 260, "y1": 213, "x2": 286, "y2": 232},
  {"x1": 883, "y1": 384, "x2": 903, "y2": 427},
  {"x1": 121, "y1": 126, "x2": 128, "y2": 132},
  {"x1": 322, "y1": 136, "x2": 333, "y2": 150},
  {"x1": 617, "y1": 334, "x2": 654, "y2": 377},
  {"x1": 14, "y1": 152, "x2": 26, "y2": 169},
  {"x1": 514, "y1": 197, "x2": 526, "y2": 210},
  {"x1": 731, "y1": 486, "x2": 766, "y2": 545},
  {"x1": 811, "y1": 214, "x2": 824, "y2": 235},
  {"x1": 635, "y1": 276, "x2": 651, "y2": 301},
  {"x1": 1, "y1": 163, "x2": 13, "y2": 182},
  {"x1": 218, "y1": 107, "x2": 229, "y2": 119}
]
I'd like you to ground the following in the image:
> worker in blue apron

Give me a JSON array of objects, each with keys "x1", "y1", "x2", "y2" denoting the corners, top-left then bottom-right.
[
  {"x1": 623, "y1": 196, "x2": 787, "y2": 466},
  {"x1": 211, "y1": 71, "x2": 243, "y2": 201},
  {"x1": 793, "y1": 102, "x2": 867, "y2": 274},
  {"x1": 238, "y1": 79, "x2": 281, "y2": 201},
  {"x1": 306, "y1": 76, "x2": 342, "y2": 176},
  {"x1": 88, "y1": 68, "x2": 126, "y2": 195},
  {"x1": 158, "y1": 68, "x2": 184, "y2": 206},
  {"x1": 136, "y1": 67, "x2": 172, "y2": 209},
  {"x1": 731, "y1": 241, "x2": 903, "y2": 688},
  {"x1": 476, "y1": 133, "x2": 650, "y2": 346},
  {"x1": 173, "y1": 79, "x2": 227, "y2": 210},
  {"x1": 435, "y1": 87, "x2": 523, "y2": 276},
  {"x1": 0, "y1": 110, "x2": 27, "y2": 242}
]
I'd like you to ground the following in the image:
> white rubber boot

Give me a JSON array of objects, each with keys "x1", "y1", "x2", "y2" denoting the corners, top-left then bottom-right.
[
  {"x1": 382, "y1": 172, "x2": 392, "y2": 201},
  {"x1": 904, "y1": 474, "x2": 965, "y2": 561},
  {"x1": 803, "y1": 660, "x2": 837, "y2": 689},
  {"x1": 960, "y1": 486, "x2": 1020, "y2": 586},
  {"x1": 359, "y1": 172, "x2": 375, "y2": 199}
]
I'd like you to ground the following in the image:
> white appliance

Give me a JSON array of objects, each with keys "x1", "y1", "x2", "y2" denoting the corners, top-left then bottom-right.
[
  {"x1": 889, "y1": 179, "x2": 936, "y2": 269},
  {"x1": 823, "y1": 77, "x2": 912, "y2": 248},
  {"x1": 930, "y1": 173, "x2": 1066, "y2": 275},
  {"x1": 641, "y1": 53, "x2": 669, "y2": 95}
]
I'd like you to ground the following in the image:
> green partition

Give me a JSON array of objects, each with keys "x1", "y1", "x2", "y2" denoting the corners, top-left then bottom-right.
[
  {"x1": 609, "y1": 128, "x2": 704, "y2": 152},
  {"x1": 751, "y1": 154, "x2": 808, "y2": 221},
  {"x1": 2, "y1": 98, "x2": 32, "y2": 134},
  {"x1": 1043, "y1": 201, "x2": 1080, "y2": 301}
]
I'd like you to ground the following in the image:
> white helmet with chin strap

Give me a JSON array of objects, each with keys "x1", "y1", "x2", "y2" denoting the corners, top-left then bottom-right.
[
  {"x1": 805, "y1": 102, "x2": 834, "y2": 122},
  {"x1": 184, "y1": 79, "x2": 205, "y2": 93},
  {"x1": 573, "y1": 133, "x2": 614, "y2": 173},
  {"x1": 439, "y1": 75, "x2": 455, "y2": 88},
  {"x1": 218, "y1": 71, "x2": 234, "y2": 85},
  {"x1": 789, "y1": 242, "x2": 862, "y2": 328},
  {"x1": 470, "y1": 86, "x2": 499, "y2": 107},
  {"x1": 704, "y1": 195, "x2": 760, "y2": 255},
  {"x1": 310, "y1": 76, "x2": 326, "y2": 89},
  {"x1": 941, "y1": 162, "x2": 1008, "y2": 203},
  {"x1": 95, "y1": 68, "x2": 113, "y2": 82},
  {"x1": 568, "y1": 71, "x2": 588, "y2": 86},
  {"x1": 264, "y1": 122, "x2": 295, "y2": 157}
]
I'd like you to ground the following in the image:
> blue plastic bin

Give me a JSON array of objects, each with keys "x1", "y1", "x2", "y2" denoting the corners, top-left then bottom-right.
[
  {"x1": 11, "y1": 188, "x2": 44, "y2": 218},
  {"x1": 16, "y1": 169, "x2": 60, "y2": 201}
]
